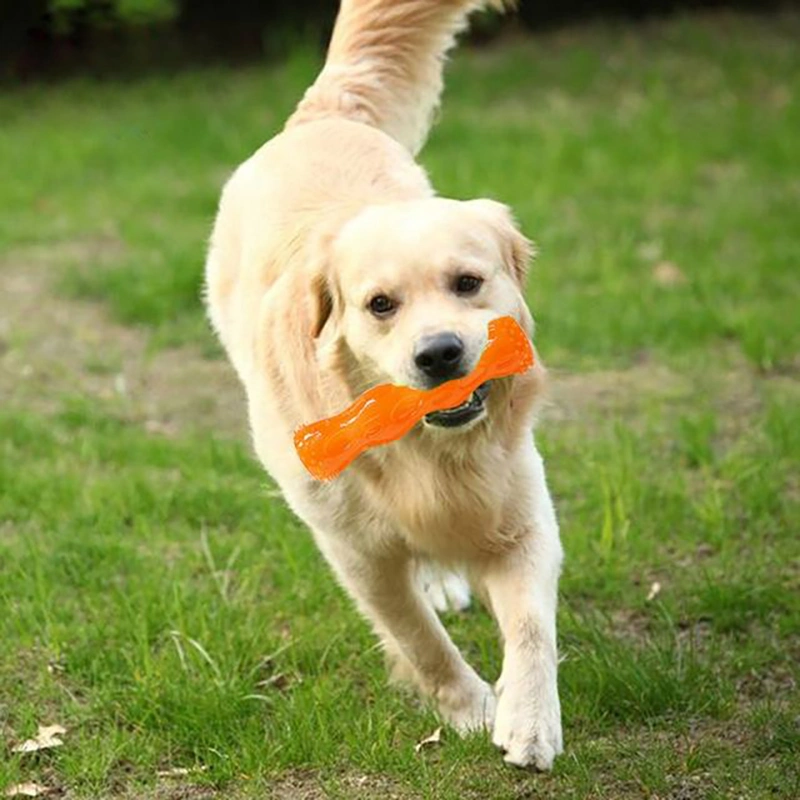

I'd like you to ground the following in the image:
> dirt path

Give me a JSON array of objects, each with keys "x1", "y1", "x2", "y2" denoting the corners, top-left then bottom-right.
[
  {"x1": 1, "y1": 239, "x2": 780, "y2": 445},
  {"x1": 0, "y1": 242, "x2": 247, "y2": 441}
]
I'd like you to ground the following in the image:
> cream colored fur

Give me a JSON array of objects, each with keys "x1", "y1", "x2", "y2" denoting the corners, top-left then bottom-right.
[{"x1": 205, "y1": 0, "x2": 563, "y2": 770}]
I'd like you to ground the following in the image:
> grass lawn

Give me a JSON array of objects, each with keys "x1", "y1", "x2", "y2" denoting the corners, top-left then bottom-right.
[{"x1": 1, "y1": 10, "x2": 799, "y2": 799}]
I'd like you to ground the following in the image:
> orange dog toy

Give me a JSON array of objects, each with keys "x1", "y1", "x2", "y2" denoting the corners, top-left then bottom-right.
[{"x1": 294, "y1": 316, "x2": 534, "y2": 480}]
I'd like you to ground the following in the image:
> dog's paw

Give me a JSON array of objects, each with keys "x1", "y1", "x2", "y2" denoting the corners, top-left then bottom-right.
[
  {"x1": 492, "y1": 674, "x2": 562, "y2": 770},
  {"x1": 438, "y1": 674, "x2": 496, "y2": 734},
  {"x1": 416, "y1": 562, "x2": 472, "y2": 613}
]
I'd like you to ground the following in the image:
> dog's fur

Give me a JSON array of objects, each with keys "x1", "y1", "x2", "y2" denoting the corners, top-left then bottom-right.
[{"x1": 205, "y1": 0, "x2": 563, "y2": 769}]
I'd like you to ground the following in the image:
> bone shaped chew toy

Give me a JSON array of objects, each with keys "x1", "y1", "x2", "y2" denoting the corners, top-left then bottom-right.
[{"x1": 294, "y1": 315, "x2": 534, "y2": 481}]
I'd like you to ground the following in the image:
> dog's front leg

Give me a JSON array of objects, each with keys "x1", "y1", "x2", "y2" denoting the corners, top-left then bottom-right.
[
  {"x1": 477, "y1": 451, "x2": 564, "y2": 770},
  {"x1": 314, "y1": 532, "x2": 495, "y2": 733}
]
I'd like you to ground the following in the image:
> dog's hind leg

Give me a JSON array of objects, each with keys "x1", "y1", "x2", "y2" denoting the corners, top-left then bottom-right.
[{"x1": 414, "y1": 560, "x2": 472, "y2": 613}]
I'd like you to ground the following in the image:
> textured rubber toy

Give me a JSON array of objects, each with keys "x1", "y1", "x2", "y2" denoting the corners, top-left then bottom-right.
[{"x1": 294, "y1": 315, "x2": 534, "y2": 480}]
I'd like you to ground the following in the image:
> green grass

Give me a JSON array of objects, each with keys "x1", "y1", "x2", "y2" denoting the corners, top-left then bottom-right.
[{"x1": 1, "y1": 11, "x2": 799, "y2": 800}]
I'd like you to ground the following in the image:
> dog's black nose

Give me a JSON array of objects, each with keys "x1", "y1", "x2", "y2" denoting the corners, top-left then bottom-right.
[{"x1": 414, "y1": 332, "x2": 465, "y2": 382}]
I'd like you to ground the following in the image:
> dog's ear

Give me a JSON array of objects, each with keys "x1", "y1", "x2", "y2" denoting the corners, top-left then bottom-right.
[
  {"x1": 310, "y1": 271, "x2": 335, "y2": 339},
  {"x1": 467, "y1": 199, "x2": 535, "y2": 288},
  {"x1": 307, "y1": 231, "x2": 341, "y2": 340}
]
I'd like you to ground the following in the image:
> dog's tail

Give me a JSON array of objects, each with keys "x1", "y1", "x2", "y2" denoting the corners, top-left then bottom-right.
[{"x1": 286, "y1": 0, "x2": 513, "y2": 155}]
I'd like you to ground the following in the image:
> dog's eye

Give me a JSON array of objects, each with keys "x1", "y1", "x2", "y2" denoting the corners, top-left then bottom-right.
[
  {"x1": 454, "y1": 274, "x2": 483, "y2": 296},
  {"x1": 368, "y1": 294, "x2": 396, "y2": 317}
]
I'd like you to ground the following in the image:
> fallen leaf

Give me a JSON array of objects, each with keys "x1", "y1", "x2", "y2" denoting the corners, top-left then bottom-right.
[
  {"x1": 255, "y1": 672, "x2": 294, "y2": 691},
  {"x1": 156, "y1": 766, "x2": 207, "y2": 779},
  {"x1": 646, "y1": 581, "x2": 662, "y2": 602},
  {"x1": 12, "y1": 724, "x2": 66, "y2": 754},
  {"x1": 5, "y1": 783, "x2": 52, "y2": 798},
  {"x1": 157, "y1": 768, "x2": 190, "y2": 778},
  {"x1": 652, "y1": 261, "x2": 687, "y2": 287},
  {"x1": 414, "y1": 726, "x2": 443, "y2": 754}
]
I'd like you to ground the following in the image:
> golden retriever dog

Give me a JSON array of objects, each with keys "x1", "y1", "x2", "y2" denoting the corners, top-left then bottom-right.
[{"x1": 205, "y1": 0, "x2": 563, "y2": 769}]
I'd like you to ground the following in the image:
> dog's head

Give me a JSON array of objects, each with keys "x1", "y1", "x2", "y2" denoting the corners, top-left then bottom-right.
[{"x1": 312, "y1": 197, "x2": 535, "y2": 432}]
